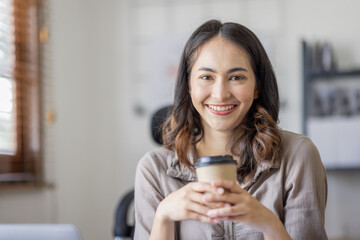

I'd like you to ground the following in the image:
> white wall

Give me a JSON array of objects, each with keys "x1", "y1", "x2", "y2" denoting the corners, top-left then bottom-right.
[
  {"x1": 1, "y1": 0, "x2": 135, "y2": 239},
  {"x1": 50, "y1": 0, "x2": 137, "y2": 239},
  {"x1": 0, "y1": 0, "x2": 360, "y2": 239}
]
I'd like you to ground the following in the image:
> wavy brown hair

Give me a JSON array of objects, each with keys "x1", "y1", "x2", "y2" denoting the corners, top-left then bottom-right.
[{"x1": 162, "y1": 20, "x2": 281, "y2": 182}]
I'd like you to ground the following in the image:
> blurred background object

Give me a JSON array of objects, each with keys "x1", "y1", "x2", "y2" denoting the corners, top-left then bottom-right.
[
  {"x1": 0, "y1": 0, "x2": 360, "y2": 239},
  {"x1": 303, "y1": 41, "x2": 360, "y2": 170}
]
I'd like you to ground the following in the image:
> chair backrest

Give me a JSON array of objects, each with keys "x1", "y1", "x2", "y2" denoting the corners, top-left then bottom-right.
[
  {"x1": 0, "y1": 224, "x2": 81, "y2": 240},
  {"x1": 150, "y1": 105, "x2": 172, "y2": 145},
  {"x1": 113, "y1": 190, "x2": 135, "y2": 240}
]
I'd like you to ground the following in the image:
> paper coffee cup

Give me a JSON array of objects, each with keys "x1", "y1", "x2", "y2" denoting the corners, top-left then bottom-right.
[{"x1": 195, "y1": 155, "x2": 237, "y2": 183}]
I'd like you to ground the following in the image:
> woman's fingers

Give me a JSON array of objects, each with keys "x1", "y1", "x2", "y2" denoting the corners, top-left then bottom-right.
[
  {"x1": 211, "y1": 180, "x2": 243, "y2": 193},
  {"x1": 191, "y1": 181, "x2": 243, "y2": 196},
  {"x1": 191, "y1": 182, "x2": 215, "y2": 193},
  {"x1": 188, "y1": 189, "x2": 216, "y2": 205},
  {"x1": 185, "y1": 201, "x2": 215, "y2": 223},
  {"x1": 187, "y1": 211, "x2": 213, "y2": 223},
  {"x1": 202, "y1": 191, "x2": 243, "y2": 205},
  {"x1": 187, "y1": 201, "x2": 211, "y2": 216},
  {"x1": 207, "y1": 204, "x2": 246, "y2": 218}
]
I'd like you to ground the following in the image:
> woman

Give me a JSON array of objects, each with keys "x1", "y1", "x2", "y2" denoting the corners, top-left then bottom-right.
[{"x1": 134, "y1": 20, "x2": 328, "y2": 240}]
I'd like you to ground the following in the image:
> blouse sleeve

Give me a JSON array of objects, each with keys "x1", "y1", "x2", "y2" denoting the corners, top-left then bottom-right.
[
  {"x1": 134, "y1": 152, "x2": 165, "y2": 240},
  {"x1": 283, "y1": 137, "x2": 328, "y2": 240}
]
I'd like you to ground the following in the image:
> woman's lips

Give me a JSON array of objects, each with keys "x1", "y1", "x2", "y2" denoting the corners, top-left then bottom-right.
[{"x1": 206, "y1": 104, "x2": 238, "y2": 115}]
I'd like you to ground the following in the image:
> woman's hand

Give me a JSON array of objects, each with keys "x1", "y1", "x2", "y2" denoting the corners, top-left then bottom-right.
[
  {"x1": 203, "y1": 180, "x2": 291, "y2": 240},
  {"x1": 155, "y1": 182, "x2": 220, "y2": 224},
  {"x1": 150, "y1": 182, "x2": 228, "y2": 240}
]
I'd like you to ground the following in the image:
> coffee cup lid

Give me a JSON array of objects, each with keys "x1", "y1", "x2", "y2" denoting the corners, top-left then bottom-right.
[{"x1": 195, "y1": 155, "x2": 237, "y2": 168}]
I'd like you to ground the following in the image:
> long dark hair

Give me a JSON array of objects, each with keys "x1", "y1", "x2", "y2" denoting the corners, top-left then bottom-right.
[{"x1": 163, "y1": 19, "x2": 281, "y2": 182}]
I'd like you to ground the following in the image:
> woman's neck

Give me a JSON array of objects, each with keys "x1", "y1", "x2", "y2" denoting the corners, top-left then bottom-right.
[{"x1": 195, "y1": 129, "x2": 232, "y2": 158}]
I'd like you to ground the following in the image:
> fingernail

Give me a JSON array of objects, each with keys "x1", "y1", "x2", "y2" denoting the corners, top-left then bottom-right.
[
  {"x1": 212, "y1": 219, "x2": 219, "y2": 224},
  {"x1": 207, "y1": 210, "x2": 216, "y2": 217},
  {"x1": 217, "y1": 188, "x2": 224, "y2": 194},
  {"x1": 203, "y1": 193, "x2": 211, "y2": 201}
]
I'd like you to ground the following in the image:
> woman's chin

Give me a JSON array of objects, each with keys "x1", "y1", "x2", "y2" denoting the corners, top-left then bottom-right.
[{"x1": 207, "y1": 124, "x2": 235, "y2": 133}]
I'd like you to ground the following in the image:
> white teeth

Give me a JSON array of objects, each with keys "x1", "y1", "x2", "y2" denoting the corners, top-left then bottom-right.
[{"x1": 208, "y1": 105, "x2": 235, "y2": 111}]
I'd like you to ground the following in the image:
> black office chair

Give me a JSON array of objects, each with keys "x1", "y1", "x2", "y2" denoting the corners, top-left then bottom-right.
[{"x1": 113, "y1": 105, "x2": 172, "y2": 240}]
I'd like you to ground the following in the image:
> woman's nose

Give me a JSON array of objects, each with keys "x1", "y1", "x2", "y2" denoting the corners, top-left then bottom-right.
[{"x1": 211, "y1": 80, "x2": 231, "y2": 101}]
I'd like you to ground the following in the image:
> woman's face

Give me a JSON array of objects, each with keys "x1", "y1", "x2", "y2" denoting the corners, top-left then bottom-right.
[{"x1": 189, "y1": 36, "x2": 258, "y2": 133}]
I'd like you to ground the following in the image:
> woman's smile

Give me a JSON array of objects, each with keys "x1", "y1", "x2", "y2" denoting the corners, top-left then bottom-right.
[{"x1": 206, "y1": 104, "x2": 238, "y2": 115}]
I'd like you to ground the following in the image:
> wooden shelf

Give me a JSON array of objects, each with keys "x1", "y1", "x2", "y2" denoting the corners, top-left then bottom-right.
[
  {"x1": 308, "y1": 69, "x2": 360, "y2": 79},
  {"x1": 0, "y1": 181, "x2": 54, "y2": 192}
]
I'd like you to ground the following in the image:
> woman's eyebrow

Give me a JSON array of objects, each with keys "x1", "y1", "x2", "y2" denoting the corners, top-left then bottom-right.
[
  {"x1": 227, "y1": 67, "x2": 248, "y2": 73},
  {"x1": 198, "y1": 67, "x2": 216, "y2": 73},
  {"x1": 197, "y1": 67, "x2": 248, "y2": 73}
]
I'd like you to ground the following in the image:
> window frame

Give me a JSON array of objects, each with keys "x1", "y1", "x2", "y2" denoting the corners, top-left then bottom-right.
[{"x1": 0, "y1": 0, "x2": 42, "y2": 185}]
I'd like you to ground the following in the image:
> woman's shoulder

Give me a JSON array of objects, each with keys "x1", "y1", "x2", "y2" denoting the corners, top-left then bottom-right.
[
  {"x1": 137, "y1": 147, "x2": 176, "y2": 173},
  {"x1": 279, "y1": 130, "x2": 322, "y2": 168},
  {"x1": 280, "y1": 130, "x2": 317, "y2": 151}
]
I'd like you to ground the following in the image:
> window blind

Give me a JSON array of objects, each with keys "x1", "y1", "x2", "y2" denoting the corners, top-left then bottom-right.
[
  {"x1": 0, "y1": 1, "x2": 16, "y2": 154},
  {"x1": 0, "y1": 0, "x2": 41, "y2": 184}
]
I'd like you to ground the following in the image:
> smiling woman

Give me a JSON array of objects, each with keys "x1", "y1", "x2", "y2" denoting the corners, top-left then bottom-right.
[
  {"x1": 163, "y1": 21, "x2": 280, "y2": 179},
  {"x1": 134, "y1": 19, "x2": 328, "y2": 240}
]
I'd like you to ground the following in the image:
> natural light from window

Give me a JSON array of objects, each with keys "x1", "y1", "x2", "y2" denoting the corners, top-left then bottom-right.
[{"x1": 0, "y1": 0, "x2": 16, "y2": 154}]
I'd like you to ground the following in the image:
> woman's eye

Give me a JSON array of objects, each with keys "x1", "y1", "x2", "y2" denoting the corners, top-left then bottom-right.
[
  {"x1": 201, "y1": 75, "x2": 213, "y2": 80},
  {"x1": 230, "y1": 75, "x2": 244, "y2": 80}
]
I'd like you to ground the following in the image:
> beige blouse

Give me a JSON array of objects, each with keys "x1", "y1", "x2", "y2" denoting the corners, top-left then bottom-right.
[{"x1": 134, "y1": 130, "x2": 328, "y2": 240}]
